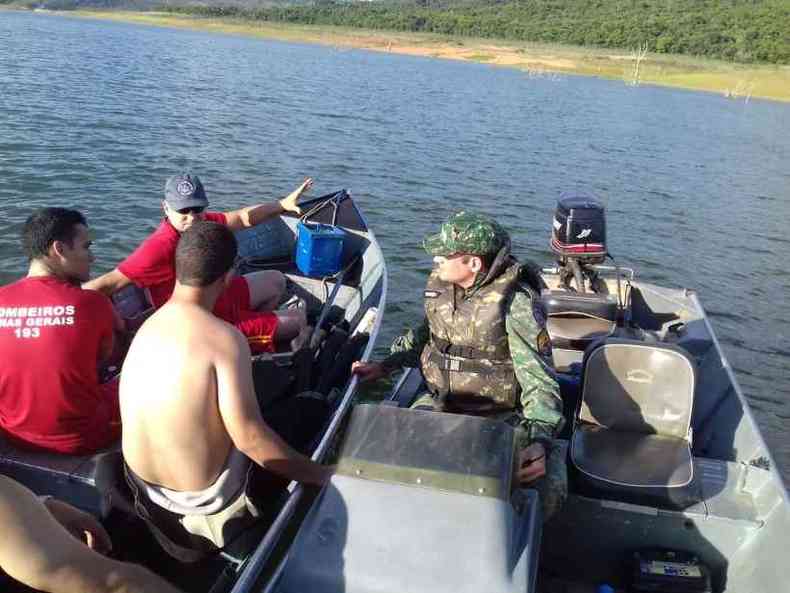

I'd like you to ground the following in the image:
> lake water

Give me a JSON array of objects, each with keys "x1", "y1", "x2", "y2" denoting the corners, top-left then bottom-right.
[{"x1": 1, "y1": 11, "x2": 789, "y2": 483}]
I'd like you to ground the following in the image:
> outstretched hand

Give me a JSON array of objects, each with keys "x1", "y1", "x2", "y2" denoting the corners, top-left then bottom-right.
[
  {"x1": 44, "y1": 498, "x2": 113, "y2": 555},
  {"x1": 318, "y1": 464, "x2": 337, "y2": 486},
  {"x1": 351, "y1": 361, "x2": 387, "y2": 384},
  {"x1": 279, "y1": 178, "x2": 313, "y2": 215},
  {"x1": 515, "y1": 442, "x2": 547, "y2": 486}
]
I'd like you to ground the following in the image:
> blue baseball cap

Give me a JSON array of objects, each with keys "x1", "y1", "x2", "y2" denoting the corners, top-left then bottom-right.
[{"x1": 164, "y1": 174, "x2": 208, "y2": 210}]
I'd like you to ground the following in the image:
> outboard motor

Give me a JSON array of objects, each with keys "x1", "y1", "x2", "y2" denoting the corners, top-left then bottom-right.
[
  {"x1": 550, "y1": 193, "x2": 607, "y2": 293},
  {"x1": 543, "y1": 193, "x2": 621, "y2": 373}
]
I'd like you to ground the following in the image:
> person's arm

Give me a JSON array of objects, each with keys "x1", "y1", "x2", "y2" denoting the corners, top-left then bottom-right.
[
  {"x1": 42, "y1": 498, "x2": 112, "y2": 555},
  {"x1": 0, "y1": 476, "x2": 182, "y2": 593},
  {"x1": 98, "y1": 331, "x2": 115, "y2": 365},
  {"x1": 506, "y1": 291, "x2": 565, "y2": 445},
  {"x1": 83, "y1": 268, "x2": 132, "y2": 297},
  {"x1": 351, "y1": 317, "x2": 430, "y2": 382},
  {"x1": 93, "y1": 294, "x2": 118, "y2": 364},
  {"x1": 383, "y1": 316, "x2": 430, "y2": 371},
  {"x1": 86, "y1": 225, "x2": 172, "y2": 298},
  {"x1": 215, "y1": 330, "x2": 332, "y2": 485},
  {"x1": 222, "y1": 178, "x2": 312, "y2": 231}
]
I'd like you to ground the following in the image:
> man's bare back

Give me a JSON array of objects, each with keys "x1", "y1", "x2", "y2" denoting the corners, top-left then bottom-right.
[
  {"x1": 121, "y1": 221, "x2": 331, "y2": 508},
  {"x1": 121, "y1": 302, "x2": 243, "y2": 491}
]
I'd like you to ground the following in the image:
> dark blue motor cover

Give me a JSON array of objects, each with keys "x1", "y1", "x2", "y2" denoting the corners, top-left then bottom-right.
[{"x1": 551, "y1": 193, "x2": 607, "y2": 260}]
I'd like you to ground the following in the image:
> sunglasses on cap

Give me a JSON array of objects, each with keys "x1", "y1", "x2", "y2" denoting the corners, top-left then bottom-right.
[{"x1": 175, "y1": 206, "x2": 206, "y2": 215}]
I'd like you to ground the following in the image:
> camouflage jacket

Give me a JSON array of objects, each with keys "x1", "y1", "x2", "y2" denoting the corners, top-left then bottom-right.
[{"x1": 382, "y1": 264, "x2": 565, "y2": 443}]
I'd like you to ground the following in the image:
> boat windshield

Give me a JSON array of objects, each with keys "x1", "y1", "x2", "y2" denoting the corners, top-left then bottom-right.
[{"x1": 337, "y1": 404, "x2": 515, "y2": 499}]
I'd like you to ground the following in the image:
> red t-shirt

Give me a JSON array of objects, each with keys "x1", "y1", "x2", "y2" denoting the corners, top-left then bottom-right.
[
  {"x1": 118, "y1": 212, "x2": 228, "y2": 308},
  {"x1": 116, "y1": 213, "x2": 277, "y2": 351},
  {"x1": 0, "y1": 276, "x2": 117, "y2": 454}
]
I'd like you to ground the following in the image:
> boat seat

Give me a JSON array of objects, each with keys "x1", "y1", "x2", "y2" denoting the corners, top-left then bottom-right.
[
  {"x1": 569, "y1": 339, "x2": 697, "y2": 509},
  {"x1": 111, "y1": 283, "x2": 154, "y2": 333},
  {"x1": 542, "y1": 290, "x2": 618, "y2": 373},
  {"x1": 0, "y1": 434, "x2": 122, "y2": 518}
]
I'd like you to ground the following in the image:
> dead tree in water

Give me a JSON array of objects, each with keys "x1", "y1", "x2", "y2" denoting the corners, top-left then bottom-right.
[
  {"x1": 629, "y1": 42, "x2": 648, "y2": 86},
  {"x1": 724, "y1": 79, "x2": 755, "y2": 103}
]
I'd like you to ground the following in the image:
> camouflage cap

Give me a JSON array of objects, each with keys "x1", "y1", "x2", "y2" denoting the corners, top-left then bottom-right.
[{"x1": 423, "y1": 211, "x2": 509, "y2": 257}]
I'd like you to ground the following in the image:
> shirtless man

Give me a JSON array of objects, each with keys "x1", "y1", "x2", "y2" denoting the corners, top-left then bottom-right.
[
  {"x1": 120, "y1": 222, "x2": 332, "y2": 559},
  {"x1": 85, "y1": 173, "x2": 312, "y2": 352},
  {"x1": 0, "y1": 475, "x2": 182, "y2": 593}
]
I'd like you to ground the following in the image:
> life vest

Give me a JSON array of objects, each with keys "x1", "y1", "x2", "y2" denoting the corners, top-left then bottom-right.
[{"x1": 420, "y1": 255, "x2": 532, "y2": 411}]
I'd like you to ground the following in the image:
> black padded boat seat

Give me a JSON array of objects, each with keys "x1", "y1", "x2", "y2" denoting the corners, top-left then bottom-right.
[
  {"x1": 543, "y1": 290, "x2": 618, "y2": 328},
  {"x1": 111, "y1": 283, "x2": 154, "y2": 333},
  {"x1": 542, "y1": 291, "x2": 619, "y2": 372},
  {"x1": 570, "y1": 339, "x2": 696, "y2": 508},
  {"x1": 0, "y1": 434, "x2": 122, "y2": 517}
]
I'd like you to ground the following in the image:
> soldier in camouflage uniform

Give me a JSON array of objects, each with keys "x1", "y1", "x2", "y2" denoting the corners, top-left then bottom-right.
[{"x1": 352, "y1": 211, "x2": 567, "y2": 520}]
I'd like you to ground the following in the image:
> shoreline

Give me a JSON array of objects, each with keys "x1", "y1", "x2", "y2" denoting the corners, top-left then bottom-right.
[{"x1": 13, "y1": 8, "x2": 790, "y2": 103}]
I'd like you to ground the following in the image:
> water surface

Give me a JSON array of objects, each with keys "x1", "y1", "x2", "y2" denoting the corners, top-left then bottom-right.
[{"x1": 1, "y1": 11, "x2": 789, "y2": 482}]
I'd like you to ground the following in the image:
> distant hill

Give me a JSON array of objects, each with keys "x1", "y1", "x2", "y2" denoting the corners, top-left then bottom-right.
[
  {"x1": 5, "y1": 0, "x2": 788, "y2": 64},
  {"x1": 169, "y1": 0, "x2": 790, "y2": 64},
  {"x1": 0, "y1": 0, "x2": 301, "y2": 8},
  {"x1": 0, "y1": 0, "x2": 157, "y2": 9}
]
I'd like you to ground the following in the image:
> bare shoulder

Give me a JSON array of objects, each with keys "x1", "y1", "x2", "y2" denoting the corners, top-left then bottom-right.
[
  {"x1": 0, "y1": 475, "x2": 25, "y2": 499},
  {"x1": 210, "y1": 317, "x2": 251, "y2": 360},
  {"x1": 133, "y1": 304, "x2": 251, "y2": 363},
  {"x1": 0, "y1": 476, "x2": 32, "y2": 517},
  {"x1": 211, "y1": 323, "x2": 254, "y2": 394}
]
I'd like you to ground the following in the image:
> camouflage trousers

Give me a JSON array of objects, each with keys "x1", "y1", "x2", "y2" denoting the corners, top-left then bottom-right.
[{"x1": 411, "y1": 393, "x2": 567, "y2": 522}]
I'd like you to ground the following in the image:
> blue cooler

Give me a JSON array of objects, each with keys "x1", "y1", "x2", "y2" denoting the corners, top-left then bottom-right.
[{"x1": 295, "y1": 222, "x2": 347, "y2": 277}]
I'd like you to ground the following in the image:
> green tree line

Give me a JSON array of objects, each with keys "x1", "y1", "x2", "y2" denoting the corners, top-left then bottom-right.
[{"x1": 165, "y1": 0, "x2": 790, "y2": 64}]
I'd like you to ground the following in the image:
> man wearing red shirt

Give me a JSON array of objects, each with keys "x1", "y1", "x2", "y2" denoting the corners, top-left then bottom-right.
[
  {"x1": 85, "y1": 174, "x2": 310, "y2": 352},
  {"x1": 0, "y1": 208, "x2": 119, "y2": 454}
]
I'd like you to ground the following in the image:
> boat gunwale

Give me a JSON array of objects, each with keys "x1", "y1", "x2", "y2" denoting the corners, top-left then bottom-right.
[
  {"x1": 689, "y1": 290, "x2": 790, "y2": 506},
  {"x1": 379, "y1": 284, "x2": 788, "y2": 505},
  {"x1": 230, "y1": 198, "x2": 388, "y2": 593}
]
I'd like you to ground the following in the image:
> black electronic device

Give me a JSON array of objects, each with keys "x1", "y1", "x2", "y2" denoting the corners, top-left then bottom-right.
[{"x1": 629, "y1": 549, "x2": 712, "y2": 593}]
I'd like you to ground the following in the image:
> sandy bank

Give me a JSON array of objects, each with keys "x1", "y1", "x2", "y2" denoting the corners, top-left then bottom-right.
[{"x1": 23, "y1": 9, "x2": 790, "y2": 103}]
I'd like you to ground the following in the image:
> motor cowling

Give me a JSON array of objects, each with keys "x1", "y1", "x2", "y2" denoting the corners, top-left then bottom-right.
[{"x1": 550, "y1": 193, "x2": 607, "y2": 264}]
